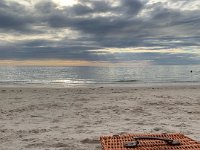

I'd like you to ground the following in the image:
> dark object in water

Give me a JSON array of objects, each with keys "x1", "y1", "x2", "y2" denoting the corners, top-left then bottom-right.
[{"x1": 190, "y1": 70, "x2": 193, "y2": 73}]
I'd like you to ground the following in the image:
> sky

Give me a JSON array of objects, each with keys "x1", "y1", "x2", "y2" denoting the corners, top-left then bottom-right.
[{"x1": 0, "y1": 0, "x2": 200, "y2": 66}]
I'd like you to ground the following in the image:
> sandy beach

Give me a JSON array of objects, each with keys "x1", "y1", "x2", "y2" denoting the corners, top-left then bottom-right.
[{"x1": 0, "y1": 85, "x2": 200, "y2": 150}]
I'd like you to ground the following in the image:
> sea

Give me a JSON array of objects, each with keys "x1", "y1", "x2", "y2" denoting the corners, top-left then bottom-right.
[{"x1": 0, "y1": 65, "x2": 200, "y2": 87}]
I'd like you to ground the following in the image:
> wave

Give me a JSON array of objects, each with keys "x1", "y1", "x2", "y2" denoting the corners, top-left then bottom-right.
[
  {"x1": 116, "y1": 79, "x2": 139, "y2": 83},
  {"x1": 1, "y1": 79, "x2": 200, "y2": 87},
  {"x1": 0, "y1": 80, "x2": 29, "y2": 84}
]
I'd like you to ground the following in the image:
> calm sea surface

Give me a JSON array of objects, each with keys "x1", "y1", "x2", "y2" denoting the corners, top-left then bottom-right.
[{"x1": 0, "y1": 65, "x2": 200, "y2": 87}]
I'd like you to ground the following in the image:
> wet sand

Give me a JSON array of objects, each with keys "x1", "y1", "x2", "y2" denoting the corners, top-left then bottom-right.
[{"x1": 0, "y1": 85, "x2": 200, "y2": 149}]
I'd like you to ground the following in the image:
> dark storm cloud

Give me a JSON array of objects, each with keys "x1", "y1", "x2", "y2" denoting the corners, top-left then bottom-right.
[
  {"x1": 0, "y1": 0, "x2": 35, "y2": 32},
  {"x1": 0, "y1": 45, "x2": 103, "y2": 60},
  {"x1": 1, "y1": 0, "x2": 200, "y2": 64},
  {"x1": 41, "y1": 0, "x2": 200, "y2": 49},
  {"x1": 42, "y1": 0, "x2": 144, "y2": 34},
  {"x1": 0, "y1": 39, "x2": 104, "y2": 61},
  {"x1": 68, "y1": 1, "x2": 111, "y2": 15},
  {"x1": 65, "y1": 0, "x2": 143, "y2": 16}
]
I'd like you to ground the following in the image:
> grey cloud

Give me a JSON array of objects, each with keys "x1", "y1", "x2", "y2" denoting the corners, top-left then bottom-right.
[
  {"x1": 1, "y1": 0, "x2": 200, "y2": 38},
  {"x1": 0, "y1": 39, "x2": 104, "y2": 60},
  {"x1": 67, "y1": 0, "x2": 143, "y2": 16},
  {"x1": 69, "y1": 1, "x2": 111, "y2": 15},
  {"x1": 150, "y1": 6, "x2": 181, "y2": 26},
  {"x1": 0, "y1": 0, "x2": 31, "y2": 30},
  {"x1": 114, "y1": 52, "x2": 200, "y2": 65},
  {"x1": 1, "y1": 0, "x2": 200, "y2": 65},
  {"x1": 34, "y1": 1, "x2": 58, "y2": 14},
  {"x1": 120, "y1": 0, "x2": 143, "y2": 15},
  {"x1": 43, "y1": 0, "x2": 200, "y2": 49},
  {"x1": 44, "y1": 0, "x2": 144, "y2": 33},
  {"x1": 0, "y1": 46, "x2": 102, "y2": 60}
]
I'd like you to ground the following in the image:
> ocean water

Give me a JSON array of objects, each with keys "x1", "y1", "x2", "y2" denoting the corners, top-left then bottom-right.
[{"x1": 0, "y1": 65, "x2": 199, "y2": 87}]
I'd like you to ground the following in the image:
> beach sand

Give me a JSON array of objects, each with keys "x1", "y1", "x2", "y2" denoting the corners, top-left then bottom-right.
[{"x1": 0, "y1": 85, "x2": 200, "y2": 150}]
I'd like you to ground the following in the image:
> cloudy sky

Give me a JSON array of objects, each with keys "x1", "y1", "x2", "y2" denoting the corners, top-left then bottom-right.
[{"x1": 0, "y1": 0, "x2": 200, "y2": 66}]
